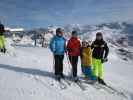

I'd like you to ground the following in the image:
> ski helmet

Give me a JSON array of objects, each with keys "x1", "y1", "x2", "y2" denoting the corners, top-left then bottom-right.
[
  {"x1": 96, "y1": 32, "x2": 103, "y2": 40},
  {"x1": 96, "y1": 32, "x2": 103, "y2": 37},
  {"x1": 72, "y1": 30, "x2": 78, "y2": 36},
  {"x1": 56, "y1": 28, "x2": 63, "y2": 33},
  {"x1": 56, "y1": 28, "x2": 64, "y2": 36}
]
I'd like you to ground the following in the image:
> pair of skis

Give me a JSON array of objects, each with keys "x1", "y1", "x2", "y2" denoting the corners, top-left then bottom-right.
[
  {"x1": 74, "y1": 80, "x2": 86, "y2": 91},
  {"x1": 50, "y1": 77, "x2": 71, "y2": 90},
  {"x1": 52, "y1": 77, "x2": 86, "y2": 91},
  {"x1": 34, "y1": 75, "x2": 128, "y2": 99}
]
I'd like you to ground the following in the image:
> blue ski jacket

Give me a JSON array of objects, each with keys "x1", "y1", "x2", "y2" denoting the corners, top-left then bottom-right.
[{"x1": 50, "y1": 35, "x2": 66, "y2": 55}]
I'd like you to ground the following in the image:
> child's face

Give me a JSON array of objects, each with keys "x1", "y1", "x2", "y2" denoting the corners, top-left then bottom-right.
[
  {"x1": 72, "y1": 34, "x2": 78, "y2": 38},
  {"x1": 82, "y1": 42, "x2": 88, "y2": 47},
  {"x1": 57, "y1": 31, "x2": 64, "y2": 37},
  {"x1": 96, "y1": 35, "x2": 102, "y2": 40}
]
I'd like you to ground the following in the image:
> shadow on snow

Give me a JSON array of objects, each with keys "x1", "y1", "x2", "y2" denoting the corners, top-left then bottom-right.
[{"x1": 0, "y1": 64, "x2": 55, "y2": 79}]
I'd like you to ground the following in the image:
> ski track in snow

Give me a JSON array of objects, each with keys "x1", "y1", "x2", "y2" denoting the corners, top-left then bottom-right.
[{"x1": 0, "y1": 45, "x2": 133, "y2": 100}]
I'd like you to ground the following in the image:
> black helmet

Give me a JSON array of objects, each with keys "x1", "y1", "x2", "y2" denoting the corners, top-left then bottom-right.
[
  {"x1": 56, "y1": 28, "x2": 64, "y2": 34},
  {"x1": 96, "y1": 32, "x2": 102, "y2": 36},
  {"x1": 72, "y1": 30, "x2": 78, "y2": 36},
  {"x1": 96, "y1": 32, "x2": 103, "y2": 40}
]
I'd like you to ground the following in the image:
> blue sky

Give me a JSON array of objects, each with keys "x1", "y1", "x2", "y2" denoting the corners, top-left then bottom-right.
[{"x1": 0, "y1": 0, "x2": 133, "y2": 29}]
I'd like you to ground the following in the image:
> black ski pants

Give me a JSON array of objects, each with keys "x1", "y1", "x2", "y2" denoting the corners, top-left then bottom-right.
[
  {"x1": 54, "y1": 55, "x2": 64, "y2": 76},
  {"x1": 69, "y1": 56, "x2": 79, "y2": 77}
]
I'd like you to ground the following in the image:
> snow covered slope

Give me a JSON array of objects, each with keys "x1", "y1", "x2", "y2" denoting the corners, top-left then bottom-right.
[{"x1": 0, "y1": 44, "x2": 133, "y2": 100}]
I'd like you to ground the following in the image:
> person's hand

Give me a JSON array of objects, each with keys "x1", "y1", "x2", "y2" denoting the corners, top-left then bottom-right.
[
  {"x1": 67, "y1": 48, "x2": 72, "y2": 52},
  {"x1": 101, "y1": 58, "x2": 108, "y2": 63},
  {"x1": 52, "y1": 50, "x2": 56, "y2": 54},
  {"x1": 65, "y1": 50, "x2": 67, "y2": 53}
]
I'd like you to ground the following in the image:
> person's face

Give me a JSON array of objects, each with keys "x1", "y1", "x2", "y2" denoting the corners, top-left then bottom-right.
[
  {"x1": 82, "y1": 42, "x2": 88, "y2": 47},
  {"x1": 96, "y1": 35, "x2": 102, "y2": 40},
  {"x1": 57, "y1": 31, "x2": 64, "y2": 36},
  {"x1": 72, "y1": 34, "x2": 78, "y2": 38}
]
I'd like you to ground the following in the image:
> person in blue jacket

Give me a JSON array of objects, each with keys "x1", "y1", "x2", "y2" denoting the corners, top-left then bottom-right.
[{"x1": 50, "y1": 28, "x2": 66, "y2": 80}]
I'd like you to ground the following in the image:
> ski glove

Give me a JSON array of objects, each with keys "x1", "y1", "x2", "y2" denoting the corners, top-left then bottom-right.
[
  {"x1": 0, "y1": 48, "x2": 6, "y2": 53},
  {"x1": 101, "y1": 58, "x2": 108, "y2": 63}
]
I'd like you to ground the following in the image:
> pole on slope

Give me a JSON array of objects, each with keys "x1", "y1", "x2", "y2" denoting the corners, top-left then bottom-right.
[{"x1": 65, "y1": 53, "x2": 72, "y2": 77}]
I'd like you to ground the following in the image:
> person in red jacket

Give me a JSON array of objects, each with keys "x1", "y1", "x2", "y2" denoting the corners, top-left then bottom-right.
[{"x1": 67, "y1": 31, "x2": 81, "y2": 81}]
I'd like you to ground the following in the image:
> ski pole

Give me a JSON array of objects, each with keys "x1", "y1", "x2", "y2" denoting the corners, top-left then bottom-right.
[
  {"x1": 65, "y1": 53, "x2": 72, "y2": 77},
  {"x1": 52, "y1": 53, "x2": 55, "y2": 75}
]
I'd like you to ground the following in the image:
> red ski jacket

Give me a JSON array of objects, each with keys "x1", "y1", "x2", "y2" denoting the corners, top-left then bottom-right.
[{"x1": 67, "y1": 37, "x2": 81, "y2": 56}]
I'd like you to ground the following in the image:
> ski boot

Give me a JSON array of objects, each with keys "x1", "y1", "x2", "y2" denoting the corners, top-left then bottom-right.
[
  {"x1": 0, "y1": 48, "x2": 6, "y2": 53},
  {"x1": 60, "y1": 73, "x2": 65, "y2": 79},
  {"x1": 98, "y1": 77, "x2": 107, "y2": 85},
  {"x1": 73, "y1": 77, "x2": 79, "y2": 82},
  {"x1": 55, "y1": 75, "x2": 61, "y2": 82}
]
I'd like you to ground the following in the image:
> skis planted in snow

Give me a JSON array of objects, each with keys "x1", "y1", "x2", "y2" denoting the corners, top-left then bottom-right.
[
  {"x1": 51, "y1": 77, "x2": 68, "y2": 90},
  {"x1": 75, "y1": 80, "x2": 86, "y2": 91},
  {"x1": 66, "y1": 77, "x2": 87, "y2": 91},
  {"x1": 57, "y1": 79, "x2": 67, "y2": 90},
  {"x1": 62, "y1": 78, "x2": 71, "y2": 86}
]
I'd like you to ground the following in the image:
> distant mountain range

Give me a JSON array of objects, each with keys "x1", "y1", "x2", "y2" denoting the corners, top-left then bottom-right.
[
  {"x1": 12, "y1": 22, "x2": 133, "y2": 46},
  {"x1": 10, "y1": 22, "x2": 133, "y2": 62}
]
